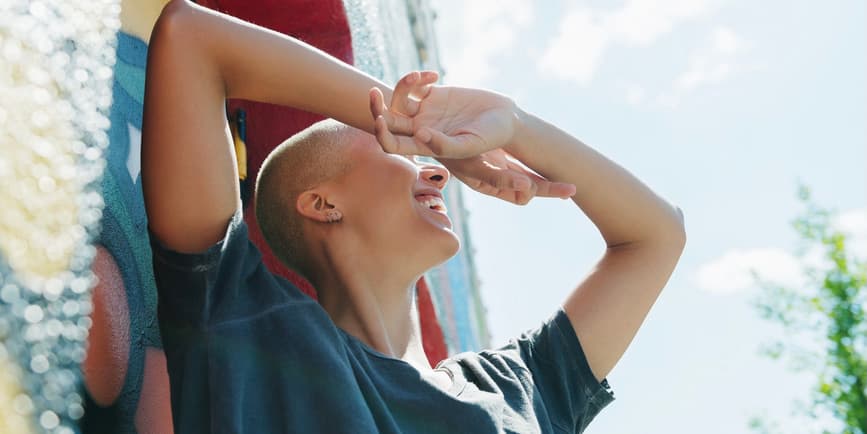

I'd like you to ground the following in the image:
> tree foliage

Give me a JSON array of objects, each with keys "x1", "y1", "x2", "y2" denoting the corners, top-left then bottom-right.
[{"x1": 750, "y1": 183, "x2": 867, "y2": 434}]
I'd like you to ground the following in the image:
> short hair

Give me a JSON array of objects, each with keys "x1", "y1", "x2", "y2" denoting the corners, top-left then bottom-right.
[{"x1": 255, "y1": 119, "x2": 356, "y2": 277}]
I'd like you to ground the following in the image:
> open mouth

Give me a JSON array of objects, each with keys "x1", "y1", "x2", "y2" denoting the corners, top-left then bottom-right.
[{"x1": 415, "y1": 194, "x2": 447, "y2": 213}]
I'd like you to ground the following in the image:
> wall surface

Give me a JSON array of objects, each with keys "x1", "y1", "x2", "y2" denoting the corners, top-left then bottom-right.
[
  {"x1": 77, "y1": 1, "x2": 466, "y2": 433},
  {"x1": 80, "y1": 2, "x2": 173, "y2": 432},
  {"x1": 1, "y1": 1, "x2": 489, "y2": 433}
]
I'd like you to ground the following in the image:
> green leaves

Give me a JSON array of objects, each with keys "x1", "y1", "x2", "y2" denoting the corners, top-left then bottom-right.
[{"x1": 750, "y1": 182, "x2": 867, "y2": 434}]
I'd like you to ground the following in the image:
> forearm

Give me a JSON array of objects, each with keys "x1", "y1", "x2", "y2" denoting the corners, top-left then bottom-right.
[
  {"x1": 508, "y1": 109, "x2": 685, "y2": 248},
  {"x1": 155, "y1": 0, "x2": 390, "y2": 133}
]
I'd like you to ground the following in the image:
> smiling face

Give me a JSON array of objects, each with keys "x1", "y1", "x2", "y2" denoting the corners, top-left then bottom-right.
[
  {"x1": 328, "y1": 134, "x2": 460, "y2": 272},
  {"x1": 256, "y1": 120, "x2": 461, "y2": 282}
]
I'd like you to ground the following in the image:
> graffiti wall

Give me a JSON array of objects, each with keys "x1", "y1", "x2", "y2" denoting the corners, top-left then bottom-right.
[
  {"x1": 1, "y1": 0, "x2": 489, "y2": 432},
  {"x1": 79, "y1": 1, "x2": 172, "y2": 431}
]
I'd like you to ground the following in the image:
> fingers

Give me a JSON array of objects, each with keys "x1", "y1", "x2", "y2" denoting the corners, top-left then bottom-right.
[
  {"x1": 445, "y1": 157, "x2": 531, "y2": 191},
  {"x1": 390, "y1": 72, "x2": 416, "y2": 116},
  {"x1": 390, "y1": 71, "x2": 438, "y2": 116},
  {"x1": 410, "y1": 71, "x2": 438, "y2": 99},
  {"x1": 370, "y1": 87, "x2": 413, "y2": 135},
  {"x1": 443, "y1": 157, "x2": 536, "y2": 205},
  {"x1": 520, "y1": 177, "x2": 575, "y2": 200},
  {"x1": 536, "y1": 181, "x2": 577, "y2": 198},
  {"x1": 374, "y1": 115, "x2": 435, "y2": 156},
  {"x1": 454, "y1": 172, "x2": 534, "y2": 205},
  {"x1": 369, "y1": 86, "x2": 386, "y2": 118},
  {"x1": 442, "y1": 153, "x2": 575, "y2": 205},
  {"x1": 506, "y1": 160, "x2": 576, "y2": 199}
]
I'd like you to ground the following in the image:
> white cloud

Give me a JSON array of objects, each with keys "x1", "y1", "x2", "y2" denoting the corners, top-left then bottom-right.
[
  {"x1": 834, "y1": 207, "x2": 867, "y2": 236},
  {"x1": 694, "y1": 247, "x2": 807, "y2": 295},
  {"x1": 674, "y1": 27, "x2": 743, "y2": 91},
  {"x1": 438, "y1": 1, "x2": 533, "y2": 86},
  {"x1": 694, "y1": 207, "x2": 867, "y2": 295},
  {"x1": 624, "y1": 83, "x2": 646, "y2": 106},
  {"x1": 657, "y1": 25, "x2": 753, "y2": 108},
  {"x1": 539, "y1": 0, "x2": 718, "y2": 84},
  {"x1": 712, "y1": 26, "x2": 741, "y2": 54},
  {"x1": 538, "y1": 10, "x2": 609, "y2": 85},
  {"x1": 606, "y1": 0, "x2": 715, "y2": 45},
  {"x1": 833, "y1": 207, "x2": 867, "y2": 261}
]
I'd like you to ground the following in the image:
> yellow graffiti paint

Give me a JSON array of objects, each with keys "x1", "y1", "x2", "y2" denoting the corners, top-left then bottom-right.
[{"x1": 120, "y1": 0, "x2": 172, "y2": 43}]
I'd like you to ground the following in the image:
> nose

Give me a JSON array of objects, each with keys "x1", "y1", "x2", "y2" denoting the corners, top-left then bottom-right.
[{"x1": 420, "y1": 163, "x2": 450, "y2": 190}]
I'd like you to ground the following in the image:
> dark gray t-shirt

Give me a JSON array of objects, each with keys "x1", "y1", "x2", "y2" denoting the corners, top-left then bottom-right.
[{"x1": 151, "y1": 212, "x2": 614, "y2": 433}]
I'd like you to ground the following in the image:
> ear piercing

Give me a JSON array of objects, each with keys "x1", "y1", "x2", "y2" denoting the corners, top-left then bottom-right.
[{"x1": 325, "y1": 209, "x2": 343, "y2": 223}]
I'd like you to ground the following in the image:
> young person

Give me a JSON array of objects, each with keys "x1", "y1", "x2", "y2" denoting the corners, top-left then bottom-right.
[{"x1": 142, "y1": 1, "x2": 687, "y2": 432}]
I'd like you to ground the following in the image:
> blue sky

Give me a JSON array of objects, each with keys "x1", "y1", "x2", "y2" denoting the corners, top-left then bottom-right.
[{"x1": 429, "y1": 0, "x2": 865, "y2": 432}]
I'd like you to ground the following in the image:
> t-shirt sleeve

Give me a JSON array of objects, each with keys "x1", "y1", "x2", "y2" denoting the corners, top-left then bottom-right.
[
  {"x1": 148, "y1": 212, "x2": 347, "y2": 433},
  {"x1": 148, "y1": 210, "x2": 290, "y2": 328},
  {"x1": 502, "y1": 308, "x2": 615, "y2": 433}
]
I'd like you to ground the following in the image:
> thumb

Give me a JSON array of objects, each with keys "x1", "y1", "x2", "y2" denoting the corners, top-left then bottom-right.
[{"x1": 375, "y1": 115, "x2": 436, "y2": 156}]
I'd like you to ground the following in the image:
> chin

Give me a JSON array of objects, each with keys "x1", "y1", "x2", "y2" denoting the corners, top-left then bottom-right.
[
  {"x1": 429, "y1": 230, "x2": 461, "y2": 266},
  {"x1": 406, "y1": 207, "x2": 461, "y2": 266},
  {"x1": 443, "y1": 231, "x2": 461, "y2": 255}
]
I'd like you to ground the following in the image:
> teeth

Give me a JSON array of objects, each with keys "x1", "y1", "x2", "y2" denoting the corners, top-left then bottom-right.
[{"x1": 416, "y1": 196, "x2": 446, "y2": 211}]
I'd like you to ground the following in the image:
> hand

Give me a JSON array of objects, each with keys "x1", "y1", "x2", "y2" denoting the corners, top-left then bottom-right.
[
  {"x1": 438, "y1": 149, "x2": 576, "y2": 205},
  {"x1": 370, "y1": 72, "x2": 575, "y2": 205},
  {"x1": 368, "y1": 71, "x2": 439, "y2": 155},
  {"x1": 370, "y1": 76, "x2": 518, "y2": 158}
]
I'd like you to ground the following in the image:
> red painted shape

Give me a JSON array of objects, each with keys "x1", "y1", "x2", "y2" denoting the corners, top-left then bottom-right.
[
  {"x1": 135, "y1": 348, "x2": 174, "y2": 434},
  {"x1": 83, "y1": 245, "x2": 130, "y2": 407},
  {"x1": 417, "y1": 277, "x2": 448, "y2": 366},
  {"x1": 199, "y1": 0, "x2": 355, "y2": 299}
]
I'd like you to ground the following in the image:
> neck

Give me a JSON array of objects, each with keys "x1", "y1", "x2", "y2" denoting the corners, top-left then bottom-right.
[{"x1": 310, "y1": 245, "x2": 432, "y2": 371}]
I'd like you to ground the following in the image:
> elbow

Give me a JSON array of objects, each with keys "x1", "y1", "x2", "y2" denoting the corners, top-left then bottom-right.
[
  {"x1": 669, "y1": 205, "x2": 687, "y2": 249},
  {"x1": 608, "y1": 205, "x2": 686, "y2": 251},
  {"x1": 646, "y1": 205, "x2": 687, "y2": 250},
  {"x1": 151, "y1": 1, "x2": 197, "y2": 43}
]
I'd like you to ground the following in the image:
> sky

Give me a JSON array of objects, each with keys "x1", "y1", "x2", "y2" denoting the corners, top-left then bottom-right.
[{"x1": 428, "y1": 0, "x2": 866, "y2": 433}]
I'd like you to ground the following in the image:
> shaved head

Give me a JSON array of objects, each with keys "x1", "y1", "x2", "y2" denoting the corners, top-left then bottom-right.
[{"x1": 255, "y1": 119, "x2": 360, "y2": 277}]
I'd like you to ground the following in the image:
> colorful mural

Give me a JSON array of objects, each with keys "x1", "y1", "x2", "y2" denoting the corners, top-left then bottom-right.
[
  {"x1": 80, "y1": 2, "x2": 172, "y2": 432},
  {"x1": 2, "y1": 1, "x2": 491, "y2": 433}
]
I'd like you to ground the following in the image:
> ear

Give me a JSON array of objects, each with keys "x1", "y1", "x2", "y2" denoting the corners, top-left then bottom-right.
[{"x1": 296, "y1": 190, "x2": 339, "y2": 223}]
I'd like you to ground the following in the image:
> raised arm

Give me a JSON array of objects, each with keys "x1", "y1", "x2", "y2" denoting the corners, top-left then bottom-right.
[
  {"x1": 376, "y1": 86, "x2": 687, "y2": 381},
  {"x1": 142, "y1": 0, "x2": 411, "y2": 252},
  {"x1": 507, "y1": 110, "x2": 686, "y2": 381}
]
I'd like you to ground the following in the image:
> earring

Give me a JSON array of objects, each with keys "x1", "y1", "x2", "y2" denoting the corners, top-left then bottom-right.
[{"x1": 325, "y1": 209, "x2": 343, "y2": 223}]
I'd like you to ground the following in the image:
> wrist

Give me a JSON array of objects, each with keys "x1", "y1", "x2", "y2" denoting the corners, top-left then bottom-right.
[{"x1": 505, "y1": 105, "x2": 537, "y2": 160}]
